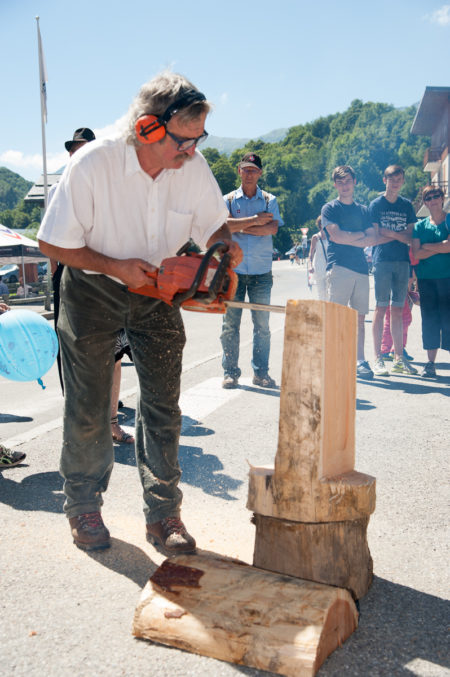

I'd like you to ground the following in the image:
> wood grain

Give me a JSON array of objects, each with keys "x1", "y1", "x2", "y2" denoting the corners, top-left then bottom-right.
[{"x1": 133, "y1": 552, "x2": 358, "y2": 677}]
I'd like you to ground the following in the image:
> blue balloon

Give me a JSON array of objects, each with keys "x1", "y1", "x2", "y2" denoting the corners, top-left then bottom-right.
[{"x1": 0, "y1": 309, "x2": 59, "y2": 389}]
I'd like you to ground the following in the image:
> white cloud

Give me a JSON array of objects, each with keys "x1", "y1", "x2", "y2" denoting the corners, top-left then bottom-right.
[
  {"x1": 0, "y1": 115, "x2": 128, "y2": 178},
  {"x1": 94, "y1": 114, "x2": 128, "y2": 141},
  {"x1": 427, "y1": 4, "x2": 450, "y2": 25},
  {"x1": 0, "y1": 150, "x2": 44, "y2": 171}
]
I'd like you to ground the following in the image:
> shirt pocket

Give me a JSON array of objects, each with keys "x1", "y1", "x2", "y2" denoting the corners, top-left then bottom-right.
[{"x1": 166, "y1": 210, "x2": 194, "y2": 251}]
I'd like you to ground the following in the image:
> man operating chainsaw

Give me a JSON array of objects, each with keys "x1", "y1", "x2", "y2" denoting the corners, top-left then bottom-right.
[{"x1": 38, "y1": 71, "x2": 242, "y2": 554}]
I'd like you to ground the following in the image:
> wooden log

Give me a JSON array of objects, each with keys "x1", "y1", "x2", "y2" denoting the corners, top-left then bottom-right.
[
  {"x1": 247, "y1": 465, "x2": 376, "y2": 523},
  {"x1": 252, "y1": 514, "x2": 373, "y2": 600},
  {"x1": 246, "y1": 300, "x2": 376, "y2": 523},
  {"x1": 133, "y1": 552, "x2": 358, "y2": 677}
]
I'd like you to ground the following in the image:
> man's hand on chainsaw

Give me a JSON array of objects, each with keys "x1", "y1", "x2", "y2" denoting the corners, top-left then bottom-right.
[
  {"x1": 220, "y1": 239, "x2": 243, "y2": 269},
  {"x1": 114, "y1": 258, "x2": 157, "y2": 288}
]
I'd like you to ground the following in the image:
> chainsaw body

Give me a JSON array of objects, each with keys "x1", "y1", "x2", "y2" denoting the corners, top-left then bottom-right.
[{"x1": 128, "y1": 241, "x2": 238, "y2": 313}]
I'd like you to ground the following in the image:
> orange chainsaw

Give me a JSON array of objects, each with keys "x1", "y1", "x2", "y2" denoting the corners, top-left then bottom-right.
[
  {"x1": 128, "y1": 241, "x2": 237, "y2": 313},
  {"x1": 128, "y1": 241, "x2": 286, "y2": 314}
]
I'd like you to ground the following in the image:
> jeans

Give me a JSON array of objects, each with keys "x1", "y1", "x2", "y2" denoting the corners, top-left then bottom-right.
[
  {"x1": 58, "y1": 267, "x2": 186, "y2": 524},
  {"x1": 220, "y1": 271, "x2": 273, "y2": 378}
]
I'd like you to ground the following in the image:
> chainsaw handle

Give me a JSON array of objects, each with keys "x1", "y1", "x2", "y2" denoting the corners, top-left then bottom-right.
[{"x1": 172, "y1": 241, "x2": 230, "y2": 307}]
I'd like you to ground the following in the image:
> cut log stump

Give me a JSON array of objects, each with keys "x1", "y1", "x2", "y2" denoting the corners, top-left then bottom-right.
[
  {"x1": 252, "y1": 514, "x2": 373, "y2": 601},
  {"x1": 133, "y1": 552, "x2": 358, "y2": 677}
]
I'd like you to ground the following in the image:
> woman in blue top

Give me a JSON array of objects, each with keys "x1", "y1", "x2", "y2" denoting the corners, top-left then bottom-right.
[{"x1": 412, "y1": 185, "x2": 450, "y2": 378}]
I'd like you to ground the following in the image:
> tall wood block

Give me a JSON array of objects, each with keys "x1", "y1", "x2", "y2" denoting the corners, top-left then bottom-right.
[
  {"x1": 133, "y1": 553, "x2": 359, "y2": 677},
  {"x1": 247, "y1": 300, "x2": 376, "y2": 524}
]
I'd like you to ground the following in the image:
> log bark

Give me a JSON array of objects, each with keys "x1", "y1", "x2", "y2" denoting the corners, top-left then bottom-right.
[
  {"x1": 247, "y1": 465, "x2": 376, "y2": 523},
  {"x1": 133, "y1": 552, "x2": 358, "y2": 677},
  {"x1": 252, "y1": 514, "x2": 373, "y2": 600}
]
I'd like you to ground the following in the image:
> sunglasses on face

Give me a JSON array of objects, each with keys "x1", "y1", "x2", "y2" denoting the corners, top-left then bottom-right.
[
  {"x1": 424, "y1": 193, "x2": 443, "y2": 202},
  {"x1": 165, "y1": 129, "x2": 208, "y2": 152}
]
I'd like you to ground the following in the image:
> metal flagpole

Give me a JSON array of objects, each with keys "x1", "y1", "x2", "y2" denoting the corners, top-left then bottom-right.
[
  {"x1": 36, "y1": 16, "x2": 48, "y2": 210},
  {"x1": 36, "y1": 16, "x2": 52, "y2": 310}
]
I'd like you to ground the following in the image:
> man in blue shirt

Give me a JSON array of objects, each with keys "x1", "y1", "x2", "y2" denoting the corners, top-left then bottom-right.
[{"x1": 221, "y1": 152, "x2": 283, "y2": 389}]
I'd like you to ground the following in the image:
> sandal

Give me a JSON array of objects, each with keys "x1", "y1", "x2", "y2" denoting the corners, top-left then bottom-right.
[
  {"x1": 0, "y1": 444, "x2": 26, "y2": 468},
  {"x1": 111, "y1": 417, "x2": 135, "y2": 444}
]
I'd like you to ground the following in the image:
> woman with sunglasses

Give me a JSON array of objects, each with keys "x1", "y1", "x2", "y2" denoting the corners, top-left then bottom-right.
[{"x1": 412, "y1": 186, "x2": 450, "y2": 377}]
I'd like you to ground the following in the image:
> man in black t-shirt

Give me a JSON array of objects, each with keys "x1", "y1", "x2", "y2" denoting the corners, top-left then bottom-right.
[
  {"x1": 369, "y1": 165, "x2": 417, "y2": 377},
  {"x1": 321, "y1": 165, "x2": 376, "y2": 380}
]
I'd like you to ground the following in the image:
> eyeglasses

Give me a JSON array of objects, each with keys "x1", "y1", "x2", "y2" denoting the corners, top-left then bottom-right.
[
  {"x1": 240, "y1": 167, "x2": 261, "y2": 174},
  {"x1": 424, "y1": 193, "x2": 443, "y2": 202},
  {"x1": 165, "y1": 128, "x2": 208, "y2": 152}
]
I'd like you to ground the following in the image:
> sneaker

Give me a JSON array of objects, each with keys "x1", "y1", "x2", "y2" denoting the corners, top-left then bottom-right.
[
  {"x1": 222, "y1": 375, "x2": 239, "y2": 389},
  {"x1": 252, "y1": 374, "x2": 277, "y2": 388},
  {"x1": 0, "y1": 444, "x2": 26, "y2": 468},
  {"x1": 381, "y1": 352, "x2": 394, "y2": 361},
  {"x1": 146, "y1": 516, "x2": 196, "y2": 555},
  {"x1": 356, "y1": 360, "x2": 374, "y2": 380},
  {"x1": 421, "y1": 361, "x2": 436, "y2": 378},
  {"x1": 388, "y1": 350, "x2": 414, "y2": 362},
  {"x1": 69, "y1": 512, "x2": 111, "y2": 551},
  {"x1": 390, "y1": 358, "x2": 418, "y2": 376},
  {"x1": 373, "y1": 357, "x2": 389, "y2": 377}
]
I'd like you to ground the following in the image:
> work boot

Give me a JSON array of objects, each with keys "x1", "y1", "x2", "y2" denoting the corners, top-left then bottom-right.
[
  {"x1": 146, "y1": 516, "x2": 196, "y2": 555},
  {"x1": 222, "y1": 374, "x2": 239, "y2": 389},
  {"x1": 69, "y1": 512, "x2": 111, "y2": 551},
  {"x1": 252, "y1": 374, "x2": 277, "y2": 388}
]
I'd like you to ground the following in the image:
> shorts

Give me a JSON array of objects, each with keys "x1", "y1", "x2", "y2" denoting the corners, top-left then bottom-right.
[
  {"x1": 327, "y1": 265, "x2": 369, "y2": 315},
  {"x1": 373, "y1": 260, "x2": 409, "y2": 307}
]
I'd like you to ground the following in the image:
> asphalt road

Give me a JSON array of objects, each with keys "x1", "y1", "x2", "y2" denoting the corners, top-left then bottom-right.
[{"x1": 1, "y1": 261, "x2": 449, "y2": 677}]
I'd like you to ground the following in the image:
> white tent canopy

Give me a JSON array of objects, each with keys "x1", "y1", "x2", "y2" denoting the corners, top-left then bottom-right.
[
  {"x1": 0, "y1": 225, "x2": 48, "y2": 298},
  {"x1": 0, "y1": 225, "x2": 46, "y2": 265}
]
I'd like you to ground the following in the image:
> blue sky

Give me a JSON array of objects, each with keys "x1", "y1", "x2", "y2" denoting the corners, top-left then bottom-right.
[{"x1": 1, "y1": 0, "x2": 449, "y2": 181}]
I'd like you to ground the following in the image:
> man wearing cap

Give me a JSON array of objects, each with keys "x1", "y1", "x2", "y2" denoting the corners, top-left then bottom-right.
[
  {"x1": 47, "y1": 128, "x2": 96, "y2": 205},
  {"x1": 38, "y1": 72, "x2": 242, "y2": 555},
  {"x1": 221, "y1": 152, "x2": 283, "y2": 389},
  {"x1": 65, "y1": 127, "x2": 96, "y2": 153}
]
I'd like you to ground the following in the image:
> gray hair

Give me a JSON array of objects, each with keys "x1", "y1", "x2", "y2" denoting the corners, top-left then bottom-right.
[{"x1": 125, "y1": 71, "x2": 211, "y2": 146}]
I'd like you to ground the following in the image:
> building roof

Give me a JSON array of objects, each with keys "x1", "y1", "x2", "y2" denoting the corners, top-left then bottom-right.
[
  {"x1": 24, "y1": 171, "x2": 63, "y2": 204},
  {"x1": 410, "y1": 86, "x2": 450, "y2": 136}
]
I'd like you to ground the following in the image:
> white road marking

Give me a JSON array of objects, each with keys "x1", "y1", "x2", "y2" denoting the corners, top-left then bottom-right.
[
  {"x1": 179, "y1": 377, "x2": 246, "y2": 423},
  {"x1": 109, "y1": 377, "x2": 250, "y2": 433},
  {"x1": 4, "y1": 416, "x2": 63, "y2": 447}
]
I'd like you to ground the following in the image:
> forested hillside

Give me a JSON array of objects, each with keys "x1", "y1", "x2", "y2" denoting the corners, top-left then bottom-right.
[
  {"x1": 1, "y1": 99, "x2": 429, "y2": 252},
  {"x1": 0, "y1": 167, "x2": 40, "y2": 233},
  {"x1": 0, "y1": 167, "x2": 32, "y2": 211},
  {"x1": 202, "y1": 100, "x2": 429, "y2": 253}
]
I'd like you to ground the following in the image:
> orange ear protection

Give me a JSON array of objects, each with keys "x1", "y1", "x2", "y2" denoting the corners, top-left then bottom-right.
[
  {"x1": 135, "y1": 88, "x2": 207, "y2": 145},
  {"x1": 135, "y1": 115, "x2": 166, "y2": 144}
]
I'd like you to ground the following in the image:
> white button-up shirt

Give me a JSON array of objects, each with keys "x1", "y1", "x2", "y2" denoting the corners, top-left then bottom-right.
[{"x1": 38, "y1": 136, "x2": 228, "y2": 274}]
